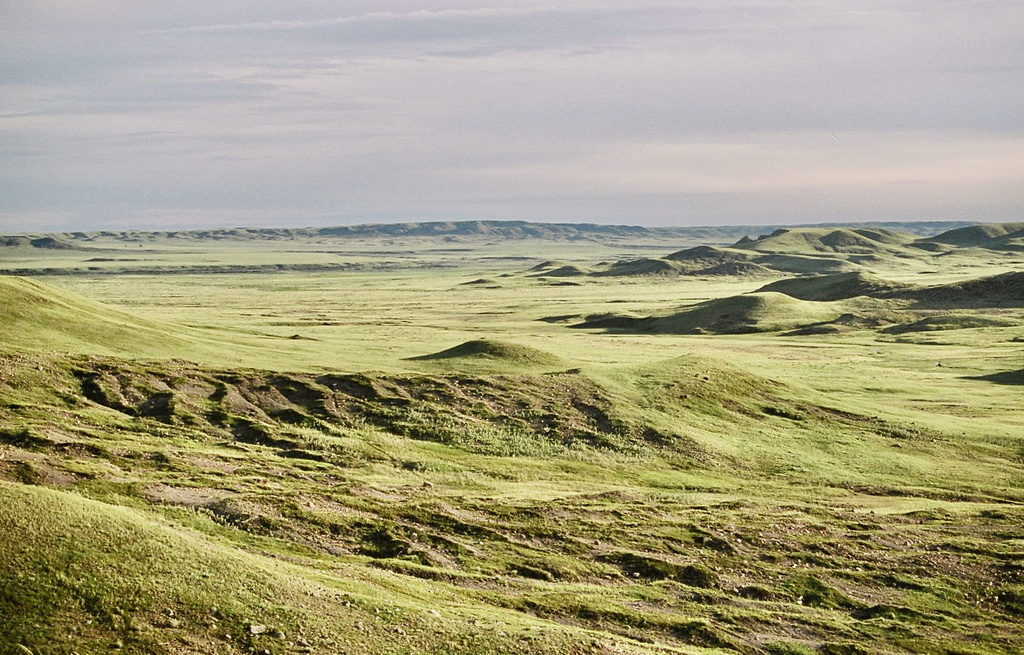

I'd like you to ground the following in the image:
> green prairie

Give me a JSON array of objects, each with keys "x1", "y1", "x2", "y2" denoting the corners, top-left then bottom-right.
[{"x1": 1, "y1": 221, "x2": 1023, "y2": 655}]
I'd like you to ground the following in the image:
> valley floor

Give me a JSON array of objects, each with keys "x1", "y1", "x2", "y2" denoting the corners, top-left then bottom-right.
[{"x1": 1, "y1": 223, "x2": 1022, "y2": 654}]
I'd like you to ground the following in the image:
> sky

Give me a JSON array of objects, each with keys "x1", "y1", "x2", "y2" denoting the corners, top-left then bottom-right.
[{"x1": 2, "y1": 1, "x2": 1023, "y2": 232}]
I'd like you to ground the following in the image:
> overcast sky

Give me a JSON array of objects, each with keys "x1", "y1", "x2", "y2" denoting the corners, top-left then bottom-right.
[{"x1": 2, "y1": 1, "x2": 1023, "y2": 232}]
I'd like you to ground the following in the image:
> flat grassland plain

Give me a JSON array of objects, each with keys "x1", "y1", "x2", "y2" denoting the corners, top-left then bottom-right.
[{"x1": 1, "y1": 222, "x2": 1022, "y2": 655}]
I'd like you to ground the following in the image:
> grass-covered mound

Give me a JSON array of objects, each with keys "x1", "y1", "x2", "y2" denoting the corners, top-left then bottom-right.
[
  {"x1": 526, "y1": 260, "x2": 572, "y2": 272},
  {"x1": 757, "y1": 271, "x2": 910, "y2": 301},
  {"x1": 575, "y1": 293, "x2": 840, "y2": 335},
  {"x1": 593, "y1": 258, "x2": 681, "y2": 277},
  {"x1": 646, "y1": 293, "x2": 840, "y2": 334},
  {"x1": 530, "y1": 264, "x2": 589, "y2": 277},
  {"x1": 757, "y1": 253, "x2": 857, "y2": 274},
  {"x1": 406, "y1": 339, "x2": 567, "y2": 372},
  {"x1": 883, "y1": 314, "x2": 1020, "y2": 334},
  {"x1": 664, "y1": 245, "x2": 752, "y2": 265}
]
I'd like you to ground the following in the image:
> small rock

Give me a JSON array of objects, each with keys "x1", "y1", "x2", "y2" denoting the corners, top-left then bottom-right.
[
  {"x1": 249, "y1": 624, "x2": 267, "y2": 635},
  {"x1": 273, "y1": 629, "x2": 286, "y2": 640}
]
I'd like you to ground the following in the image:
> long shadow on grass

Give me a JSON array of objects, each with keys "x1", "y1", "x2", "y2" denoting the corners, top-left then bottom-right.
[{"x1": 968, "y1": 370, "x2": 1024, "y2": 385}]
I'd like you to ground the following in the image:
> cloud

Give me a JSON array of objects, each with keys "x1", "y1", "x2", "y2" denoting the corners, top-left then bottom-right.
[{"x1": 1, "y1": 1, "x2": 1022, "y2": 230}]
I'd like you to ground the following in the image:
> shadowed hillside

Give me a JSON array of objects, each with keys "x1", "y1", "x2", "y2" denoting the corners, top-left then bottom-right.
[
  {"x1": 757, "y1": 272, "x2": 911, "y2": 301},
  {"x1": 918, "y1": 222, "x2": 1024, "y2": 249},
  {"x1": 757, "y1": 270, "x2": 1024, "y2": 308},
  {"x1": 894, "y1": 271, "x2": 1024, "y2": 308},
  {"x1": 882, "y1": 314, "x2": 1020, "y2": 334},
  {"x1": 574, "y1": 292, "x2": 840, "y2": 335},
  {"x1": 732, "y1": 227, "x2": 914, "y2": 254},
  {"x1": 593, "y1": 258, "x2": 682, "y2": 277}
]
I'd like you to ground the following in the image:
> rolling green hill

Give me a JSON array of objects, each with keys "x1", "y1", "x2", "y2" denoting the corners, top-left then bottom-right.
[
  {"x1": 920, "y1": 222, "x2": 1024, "y2": 248},
  {"x1": 2, "y1": 222, "x2": 1024, "y2": 655},
  {"x1": 732, "y1": 227, "x2": 914, "y2": 254},
  {"x1": 0, "y1": 276, "x2": 199, "y2": 357},
  {"x1": 0, "y1": 275, "x2": 311, "y2": 368},
  {"x1": 407, "y1": 339, "x2": 568, "y2": 374}
]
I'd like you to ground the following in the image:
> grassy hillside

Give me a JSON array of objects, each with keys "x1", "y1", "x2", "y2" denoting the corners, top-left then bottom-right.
[
  {"x1": 1, "y1": 221, "x2": 1023, "y2": 654},
  {"x1": 921, "y1": 222, "x2": 1024, "y2": 248},
  {"x1": 733, "y1": 228, "x2": 915, "y2": 254},
  {"x1": 756, "y1": 272, "x2": 910, "y2": 301},
  {"x1": 0, "y1": 275, "x2": 331, "y2": 369},
  {"x1": 0, "y1": 276, "x2": 200, "y2": 357},
  {"x1": 574, "y1": 293, "x2": 842, "y2": 335},
  {"x1": 564, "y1": 222, "x2": 1024, "y2": 281},
  {"x1": 897, "y1": 271, "x2": 1024, "y2": 308},
  {"x1": 2, "y1": 347, "x2": 1023, "y2": 654}
]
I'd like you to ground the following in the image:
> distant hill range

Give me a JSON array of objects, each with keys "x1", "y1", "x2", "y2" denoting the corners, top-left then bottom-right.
[
  {"x1": 572, "y1": 269, "x2": 1024, "y2": 336},
  {"x1": 0, "y1": 219, "x2": 984, "y2": 247},
  {"x1": 522, "y1": 223, "x2": 1024, "y2": 280}
]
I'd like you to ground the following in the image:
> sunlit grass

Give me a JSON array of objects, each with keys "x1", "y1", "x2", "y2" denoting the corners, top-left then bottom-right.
[{"x1": 1, "y1": 225, "x2": 1023, "y2": 653}]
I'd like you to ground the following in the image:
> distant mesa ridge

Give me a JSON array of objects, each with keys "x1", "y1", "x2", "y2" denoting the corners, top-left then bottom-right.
[{"x1": 0, "y1": 219, "x2": 979, "y2": 245}]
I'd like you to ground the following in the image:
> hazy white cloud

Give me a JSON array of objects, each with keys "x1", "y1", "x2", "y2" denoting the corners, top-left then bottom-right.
[{"x1": 1, "y1": 1, "x2": 1022, "y2": 231}]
